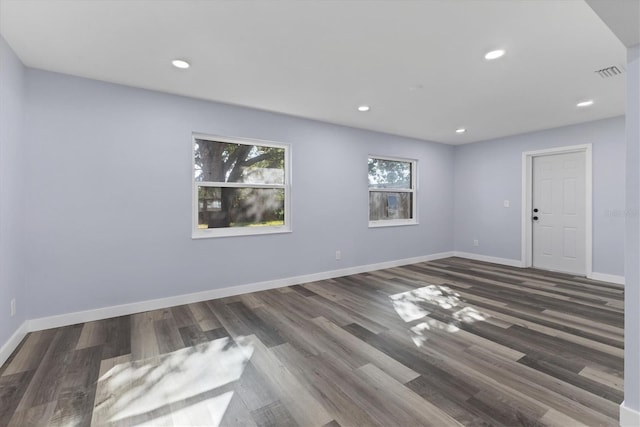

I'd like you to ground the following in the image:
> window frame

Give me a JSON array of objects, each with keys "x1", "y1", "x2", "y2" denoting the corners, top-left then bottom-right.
[
  {"x1": 368, "y1": 155, "x2": 418, "y2": 228},
  {"x1": 192, "y1": 133, "x2": 292, "y2": 239}
]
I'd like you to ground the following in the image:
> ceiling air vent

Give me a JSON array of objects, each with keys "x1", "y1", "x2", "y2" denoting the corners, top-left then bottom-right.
[{"x1": 595, "y1": 66, "x2": 624, "y2": 78}]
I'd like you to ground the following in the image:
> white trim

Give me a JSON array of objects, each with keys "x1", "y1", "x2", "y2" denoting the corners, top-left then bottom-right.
[
  {"x1": 620, "y1": 401, "x2": 640, "y2": 427},
  {"x1": 521, "y1": 144, "x2": 593, "y2": 276},
  {"x1": 453, "y1": 251, "x2": 625, "y2": 285},
  {"x1": 192, "y1": 226, "x2": 291, "y2": 239},
  {"x1": 368, "y1": 155, "x2": 417, "y2": 226},
  {"x1": 192, "y1": 133, "x2": 289, "y2": 149},
  {"x1": 3, "y1": 250, "x2": 620, "y2": 364},
  {"x1": 369, "y1": 220, "x2": 419, "y2": 228},
  {"x1": 590, "y1": 272, "x2": 625, "y2": 285},
  {"x1": 25, "y1": 251, "x2": 454, "y2": 333},
  {"x1": 368, "y1": 188, "x2": 414, "y2": 193},
  {"x1": 521, "y1": 153, "x2": 531, "y2": 267},
  {"x1": 192, "y1": 133, "x2": 292, "y2": 239},
  {"x1": 0, "y1": 321, "x2": 28, "y2": 368},
  {"x1": 197, "y1": 182, "x2": 285, "y2": 189},
  {"x1": 453, "y1": 251, "x2": 524, "y2": 268}
]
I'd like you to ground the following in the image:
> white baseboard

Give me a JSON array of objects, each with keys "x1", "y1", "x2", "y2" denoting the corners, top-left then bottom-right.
[
  {"x1": 0, "y1": 322, "x2": 28, "y2": 368},
  {"x1": 620, "y1": 401, "x2": 640, "y2": 427},
  {"x1": 452, "y1": 251, "x2": 524, "y2": 268},
  {"x1": 452, "y1": 251, "x2": 625, "y2": 285},
  {"x1": 589, "y1": 272, "x2": 625, "y2": 285},
  {"x1": 26, "y1": 251, "x2": 455, "y2": 333}
]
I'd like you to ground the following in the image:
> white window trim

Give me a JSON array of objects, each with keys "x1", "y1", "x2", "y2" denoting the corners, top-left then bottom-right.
[
  {"x1": 368, "y1": 155, "x2": 418, "y2": 228},
  {"x1": 192, "y1": 133, "x2": 292, "y2": 239}
]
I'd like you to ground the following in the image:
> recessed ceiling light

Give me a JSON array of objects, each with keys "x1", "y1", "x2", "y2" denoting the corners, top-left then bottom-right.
[
  {"x1": 456, "y1": 128, "x2": 467, "y2": 133},
  {"x1": 484, "y1": 49, "x2": 506, "y2": 60},
  {"x1": 576, "y1": 100, "x2": 594, "y2": 108},
  {"x1": 171, "y1": 59, "x2": 190, "y2": 69},
  {"x1": 358, "y1": 105, "x2": 370, "y2": 112}
]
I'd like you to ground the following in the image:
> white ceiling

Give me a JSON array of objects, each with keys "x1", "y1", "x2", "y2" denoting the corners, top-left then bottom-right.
[{"x1": 0, "y1": 0, "x2": 628, "y2": 145}]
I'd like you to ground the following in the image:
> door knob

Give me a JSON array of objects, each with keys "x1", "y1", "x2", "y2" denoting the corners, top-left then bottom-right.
[
  {"x1": 533, "y1": 208, "x2": 539, "y2": 213},
  {"x1": 533, "y1": 216, "x2": 539, "y2": 221}
]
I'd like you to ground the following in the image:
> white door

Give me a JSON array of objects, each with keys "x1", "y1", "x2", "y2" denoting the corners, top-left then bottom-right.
[{"x1": 532, "y1": 151, "x2": 586, "y2": 275}]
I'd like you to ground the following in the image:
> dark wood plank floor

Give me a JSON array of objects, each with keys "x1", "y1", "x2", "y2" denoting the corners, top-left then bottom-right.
[{"x1": 0, "y1": 257, "x2": 624, "y2": 426}]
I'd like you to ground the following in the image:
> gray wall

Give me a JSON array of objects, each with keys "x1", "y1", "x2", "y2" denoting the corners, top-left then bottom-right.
[
  {"x1": 0, "y1": 37, "x2": 26, "y2": 346},
  {"x1": 453, "y1": 116, "x2": 626, "y2": 276},
  {"x1": 624, "y1": 44, "x2": 640, "y2": 415},
  {"x1": 1, "y1": 43, "x2": 628, "y2": 366},
  {"x1": 23, "y1": 69, "x2": 454, "y2": 319}
]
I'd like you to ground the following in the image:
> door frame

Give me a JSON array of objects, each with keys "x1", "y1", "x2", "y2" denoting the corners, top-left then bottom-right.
[{"x1": 520, "y1": 144, "x2": 593, "y2": 277}]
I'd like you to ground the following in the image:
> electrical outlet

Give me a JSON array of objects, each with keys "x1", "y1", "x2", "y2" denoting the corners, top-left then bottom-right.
[
  {"x1": 336, "y1": 250, "x2": 342, "y2": 260},
  {"x1": 503, "y1": 200, "x2": 510, "y2": 208},
  {"x1": 473, "y1": 239, "x2": 479, "y2": 247},
  {"x1": 10, "y1": 299, "x2": 16, "y2": 317}
]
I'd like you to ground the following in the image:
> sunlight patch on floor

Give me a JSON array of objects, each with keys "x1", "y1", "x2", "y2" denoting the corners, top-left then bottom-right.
[
  {"x1": 409, "y1": 319, "x2": 460, "y2": 347},
  {"x1": 92, "y1": 336, "x2": 253, "y2": 426},
  {"x1": 390, "y1": 285, "x2": 461, "y2": 322},
  {"x1": 390, "y1": 284, "x2": 488, "y2": 348}
]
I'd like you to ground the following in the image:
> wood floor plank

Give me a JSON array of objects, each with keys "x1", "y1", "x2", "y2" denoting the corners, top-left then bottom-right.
[
  {"x1": 8, "y1": 401, "x2": 57, "y2": 427},
  {"x1": 518, "y1": 355, "x2": 623, "y2": 402},
  {"x1": 177, "y1": 324, "x2": 209, "y2": 347},
  {"x1": 312, "y1": 316, "x2": 420, "y2": 384},
  {"x1": 464, "y1": 344, "x2": 620, "y2": 424},
  {"x1": 542, "y1": 309, "x2": 624, "y2": 337},
  {"x1": 539, "y1": 408, "x2": 589, "y2": 427},
  {"x1": 239, "y1": 293, "x2": 266, "y2": 309},
  {"x1": 234, "y1": 361, "x2": 278, "y2": 412},
  {"x1": 220, "y1": 392, "x2": 259, "y2": 427},
  {"x1": 375, "y1": 316, "x2": 619, "y2": 426},
  {"x1": 15, "y1": 325, "x2": 82, "y2": 411},
  {"x1": 446, "y1": 289, "x2": 624, "y2": 348},
  {"x1": 463, "y1": 302, "x2": 624, "y2": 358},
  {"x1": 465, "y1": 390, "x2": 546, "y2": 427},
  {"x1": 170, "y1": 304, "x2": 198, "y2": 329},
  {"x1": 419, "y1": 338, "x2": 617, "y2": 426},
  {"x1": 251, "y1": 304, "x2": 324, "y2": 358},
  {"x1": 2, "y1": 329, "x2": 57, "y2": 376},
  {"x1": 306, "y1": 293, "x2": 389, "y2": 333},
  {"x1": 269, "y1": 342, "x2": 397, "y2": 427},
  {"x1": 75, "y1": 320, "x2": 107, "y2": 350},
  {"x1": 251, "y1": 400, "x2": 297, "y2": 427},
  {"x1": 355, "y1": 363, "x2": 463, "y2": 426},
  {"x1": 406, "y1": 374, "x2": 490, "y2": 426},
  {"x1": 49, "y1": 385, "x2": 96, "y2": 427},
  {"x1": 102, "y1": 315, "x2": 131, "y2": 360},
  {"x1": 580, "y1": 365, "x2": 624, "y2": 391},
  {"x1": 226, "y1": 301, "x2": 287, "y2": 348},
  {"x1": 154, "y1": 317, "x2": 185, "y2": 354},
  {"x1": 242, "y1": 335, "x2": 334, "y2": 427},
  {"x1": 130, "y1": 311, "x2": 159, "y2": 361},
  {"x1": 50, "y1": 346, "x2": 103, "y2": 426},
  {"x1": 189, "y1": 301, "x2": 222, "y2": 331},
  {"x1": 206, "y1": 299, "x2": 255, "y2": 338},
  {"x1": 91, "y1": 354, "x2": 132, "y2": 426},
  {"x1": 0, "y1": 257, "x2": 624, "y2": 426},
  {"x1": 0, "y1": 370, "x2": 36, "y2": 426}
]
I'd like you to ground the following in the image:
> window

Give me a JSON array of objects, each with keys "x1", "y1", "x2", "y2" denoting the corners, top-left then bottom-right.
[
  {"x1": 193, "y1": 134, "x2": 291, "y2": 238},
  {"x1": 368, "y1": 156, "x2": 417, "y2": 227}
]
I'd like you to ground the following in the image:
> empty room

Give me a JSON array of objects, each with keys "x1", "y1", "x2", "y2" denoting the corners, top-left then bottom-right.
[{"x1": 0, "y1": 0, "x2": 638, "y2": 426}]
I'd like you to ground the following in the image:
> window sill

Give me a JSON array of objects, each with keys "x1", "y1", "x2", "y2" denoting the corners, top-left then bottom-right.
[
  {"x1": 368, "y1": 220, "x2": 419, "y2": 228},
  {"x1": 192, "y1": 226, "x2": 292, "y2": 239}
]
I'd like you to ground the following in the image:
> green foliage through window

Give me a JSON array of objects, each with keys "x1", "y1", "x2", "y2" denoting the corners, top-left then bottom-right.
[
  {"x1": 194, "y1": 137, "x2": 288, "y2": 233},
  {"x1": 368, "y1": 157, "x2": 416, "y2": 223}
]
